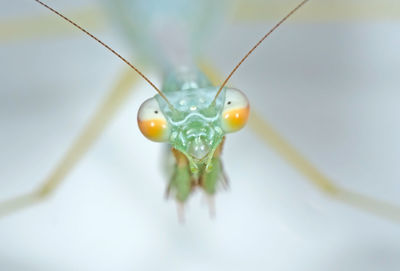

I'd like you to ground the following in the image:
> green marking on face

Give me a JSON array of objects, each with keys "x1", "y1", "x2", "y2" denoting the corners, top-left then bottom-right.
[{"x1": 156, "y1": 68, "x2": 226, "y2": 172}]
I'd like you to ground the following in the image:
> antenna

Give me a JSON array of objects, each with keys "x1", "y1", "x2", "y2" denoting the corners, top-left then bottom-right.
[
  {"x1": 34, "y1": 0, "x2": 173, "y2": 107},
  {"x1": 213, "y1": 0, "x2": 309, "y2": 102}
]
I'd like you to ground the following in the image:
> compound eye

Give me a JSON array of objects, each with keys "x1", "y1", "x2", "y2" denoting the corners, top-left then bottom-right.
[
  {"x1": 137, "y1": 97, "x2": 170, "y2": 142},
  {"x1": 221, "y1": 88, "x2": 250, "y2": 133}
]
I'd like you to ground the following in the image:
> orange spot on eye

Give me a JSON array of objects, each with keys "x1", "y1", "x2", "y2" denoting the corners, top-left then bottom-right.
[
  {"x1": 138, "y1": 119, "x2": 169, "y2": 142},
  {"x1": 222, "y1": 106, "x2": 250, "y2": 132}
]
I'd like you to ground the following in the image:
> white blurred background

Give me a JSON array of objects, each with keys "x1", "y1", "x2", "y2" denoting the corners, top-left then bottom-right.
[{"x1": 1, "y1": 0, "x2": 400, "y2": 270}]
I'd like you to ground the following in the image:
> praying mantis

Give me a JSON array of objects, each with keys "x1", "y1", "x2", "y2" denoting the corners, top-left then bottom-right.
[{"x1": 0, "y1": 0, "x2": 400, "y2": 270}]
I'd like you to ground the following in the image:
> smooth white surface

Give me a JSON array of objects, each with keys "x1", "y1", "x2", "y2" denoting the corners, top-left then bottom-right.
[{"x1": 1, "y1": 1, "x2": 400, "y2": 270}]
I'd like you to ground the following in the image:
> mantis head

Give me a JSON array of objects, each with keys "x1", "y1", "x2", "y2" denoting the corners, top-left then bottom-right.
[{"x1": 137, "y1": 86, "x2": 249, "y2": 171}]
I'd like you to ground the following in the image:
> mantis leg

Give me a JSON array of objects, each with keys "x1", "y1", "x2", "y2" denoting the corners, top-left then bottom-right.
[
  {"x1": 230, "y1": 0, "x2": 400, "y2": 22},
  {"x1": 0, "y1": 67, "x2": 140, "y2": 217},
  {"x1": 201, "y1": 138, "x2": 227, "y2": 195},
  {"x1": 249, "y1": 111, "x2": 400, "y2": 223},
  {"x1": 168, "y1": 148, "x2": 192, "y2": 203},
  {"x1": 198, "y1": 58, "x2": 400, "y2": 223},
  {"x1": 0, "y1": 5, "x2": 106, "y2": 42}
]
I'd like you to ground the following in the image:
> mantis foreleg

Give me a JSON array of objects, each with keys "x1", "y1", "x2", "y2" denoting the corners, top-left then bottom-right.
[{"x1": 0, "y1": 66, "x2": 139, "y2": 217}]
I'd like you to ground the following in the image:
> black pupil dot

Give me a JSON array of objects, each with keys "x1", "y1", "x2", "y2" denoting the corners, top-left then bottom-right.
[
  {"x1": 154, "y1": 110, "x2": 158, "y2": 114},
  {"x1": 227, "y1": 101, "x2": 231, "y2": 105}
]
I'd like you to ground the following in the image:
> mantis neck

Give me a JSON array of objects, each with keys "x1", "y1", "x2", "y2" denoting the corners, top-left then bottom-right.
[{"x1": 162, "y1": 68, "x2": 213, "y2": 94}]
